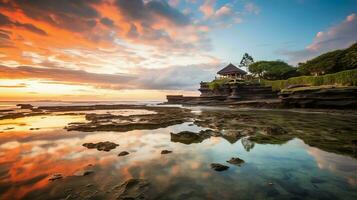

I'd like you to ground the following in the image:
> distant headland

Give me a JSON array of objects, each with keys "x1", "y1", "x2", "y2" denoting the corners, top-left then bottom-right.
[{"x1": 166, "y1": 44, "x2": 357, "y2": 109}]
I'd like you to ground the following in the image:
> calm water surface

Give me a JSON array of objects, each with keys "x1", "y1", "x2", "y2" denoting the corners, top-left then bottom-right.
[{"x1": 0, "y1": 106, "x2": 356, "y2": 200}]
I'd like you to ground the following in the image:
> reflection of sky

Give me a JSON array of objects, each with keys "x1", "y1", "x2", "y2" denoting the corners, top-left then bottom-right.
[{"x1": 0, "y1": 114, "x2": 357, "y2": 199}]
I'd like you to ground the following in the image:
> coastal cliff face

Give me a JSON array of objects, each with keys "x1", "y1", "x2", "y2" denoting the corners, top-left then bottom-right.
[
  {"x1": 167, "y1": 83, "x2": 278, "y2": 105},
  {"x1": 279, "y1": 86, "x2": 357, "y2": 109},
  {"x1": 199, "y1": 82, "x2": 278, "y2": 100},
  {"x1": 167, "y1": 84, "x2": 357, "y2": 109}
]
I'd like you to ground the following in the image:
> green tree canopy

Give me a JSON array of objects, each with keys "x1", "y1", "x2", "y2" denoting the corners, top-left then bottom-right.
[
  {"x1": 249, "y1": 61, "x2": 298, "y2": 80},
  {"x1": 239, "y1": 53, "x2": 254, "y2": 68},
  {"x1": 298, "y1": 42, "x2": 357, "y2": 76}
]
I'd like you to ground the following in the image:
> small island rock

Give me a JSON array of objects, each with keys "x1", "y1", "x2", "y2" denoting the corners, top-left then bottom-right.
[{"x1": 211, "y1": 163, "x2": 229, "y2": 171}]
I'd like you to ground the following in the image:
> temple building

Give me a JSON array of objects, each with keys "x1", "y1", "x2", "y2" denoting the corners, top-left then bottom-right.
[
  {"x1": 166, "y1": 62, "x2": 277, "y2": 104},
  {"x1": 217, "y1": 63, "x2": 247, "y2": 80}
]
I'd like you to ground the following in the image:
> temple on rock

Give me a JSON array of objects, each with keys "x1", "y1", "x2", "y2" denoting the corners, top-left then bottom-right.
[
  {"x1": 166, "y1": 63, "x2": 277, "y2": 105},
  {"x1": 216, "y1": 63, "x2": 247, "y2": 80}
]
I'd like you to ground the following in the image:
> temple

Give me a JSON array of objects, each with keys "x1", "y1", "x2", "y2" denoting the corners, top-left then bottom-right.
[
  {"x1": 216, "y1": 63, "x2": 247, "y2": 80},
  {"x1": 166, "y1": 63, "x2": 277, "y2": 105}
]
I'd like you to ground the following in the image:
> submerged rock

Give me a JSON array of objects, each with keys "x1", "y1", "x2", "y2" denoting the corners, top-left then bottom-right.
[
  {"x1": 82, "y1": 141, "x2": 119, "y2": 152},
  {"x1": 161, "y1": 150, "x2": 173, "y2": 154},
  {"x1": 112, "y1": 178, "x2": 149, "y2": 200},
  {"x1": 227, "y1": 157, "x2": 245, "y2": 165},
  {"x1": 49, "y1": 173, "x2": 63, "y2": 181},
  {"x1": 64, "y1": 106, "x2": 193, "y2": 132},
  {"x1": 210, "y1": 163, "x2": 229, "y2": 171},
  {"x1": 118, "y1": 151, "x2": 130, "y2": 156}
]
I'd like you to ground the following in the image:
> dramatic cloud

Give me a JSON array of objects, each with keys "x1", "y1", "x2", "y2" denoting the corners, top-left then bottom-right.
[
  {"x1": 0, "y1": 13, "x2": 47, "y2": 35},
  {"x1": 0, "y1": 62, "x2": 221, "y2": 90},
  {"x1": 0, "y1": 65, "x2": 135, "y2": 89},
  {"x1": 8, "y1": 0, "x2": 101, "y2": 32},
  {"x1": 282, "y1": 13, "x2": 357, "y2": 64},
  {"x1": 0, "y1": 0, "x2": 261, "y2": 100}
]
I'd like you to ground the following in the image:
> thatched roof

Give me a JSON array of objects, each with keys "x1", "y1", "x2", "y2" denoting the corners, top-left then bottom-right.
[{"x1": 217, "y1": 63, "x2": 247, "y2": 75}]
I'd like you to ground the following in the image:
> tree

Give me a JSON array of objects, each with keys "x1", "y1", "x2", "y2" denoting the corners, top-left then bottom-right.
[
  {"x1": 239, "y1": 53, "x2": 254, "y2": 69},
  {"x1": 298, "y1": 42, "x2": 357, "y2": 76},
  {"x1": 248, "y1": 61, "x2": 298, "y2": 80}
]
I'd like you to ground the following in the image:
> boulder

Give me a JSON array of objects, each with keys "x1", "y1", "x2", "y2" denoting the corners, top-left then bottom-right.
[
  {"x1": 227, "y1": 157, "x2": 245, "y2": 165},
  {"x1": 210, "y1": 163, "x2": 229, "y2": 171}
]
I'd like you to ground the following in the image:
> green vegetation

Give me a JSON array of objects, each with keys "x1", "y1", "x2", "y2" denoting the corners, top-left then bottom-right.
[
  {"x1": 262, "y1": 68, "x2": 357, "y2": 90},
  {"x1": 207, "y1": 78, "x2": 231, "y2": 90},
  {"x1": 239, "y1": 53, "x2": 254, "y2": 68},
  {"x1": 248, "y1": 61, "x2": 298, "y2": 80},
  {"x1": 298, "y1": 43, "x2": 357, "y2": 75}
]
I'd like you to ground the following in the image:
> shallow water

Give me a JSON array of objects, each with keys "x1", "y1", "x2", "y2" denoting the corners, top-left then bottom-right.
[{"x1": 0, "y1": 107, "x2": 356, "y2": 200}]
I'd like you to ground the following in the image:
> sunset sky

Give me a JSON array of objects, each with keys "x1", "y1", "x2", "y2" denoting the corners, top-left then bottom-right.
[{"x1": 0, "y1": 0, "x2": 356, "y2": 101}]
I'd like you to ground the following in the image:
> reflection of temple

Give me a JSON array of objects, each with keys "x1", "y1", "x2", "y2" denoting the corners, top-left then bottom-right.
[{"x1": 241, "y1": 137, "x2": 255, "y2": 152}]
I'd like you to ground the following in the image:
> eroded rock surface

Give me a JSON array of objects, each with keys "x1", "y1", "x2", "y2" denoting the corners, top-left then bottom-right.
[{"x1": 65, "y1": 106, "x2": 193, "y2": 132}]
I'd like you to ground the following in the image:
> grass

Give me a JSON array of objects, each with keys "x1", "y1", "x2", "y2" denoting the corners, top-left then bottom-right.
[{"x1": 261, "y1": 69, "x2": 357, "y2": 91}]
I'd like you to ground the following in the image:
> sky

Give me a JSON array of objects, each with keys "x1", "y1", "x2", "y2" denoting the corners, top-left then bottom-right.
[{"x1": 0, "y1": 0, "x2": 356, "y2": 101}]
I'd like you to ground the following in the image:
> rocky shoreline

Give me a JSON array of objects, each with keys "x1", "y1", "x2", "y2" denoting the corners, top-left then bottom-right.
[
  {"x1": 1, "y1": 102, "x2": 356, "y2": 199},
  {"x1": 166, "y1": 86, "x2": 357, "y2": 109}
]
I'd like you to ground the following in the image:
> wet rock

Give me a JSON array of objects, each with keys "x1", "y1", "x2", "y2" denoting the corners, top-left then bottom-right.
[
  {"x1": 16, "y1": 104, "x2": 33, "y2": 109},
  {"x1": 210, "y1": 163, "x2": 229, "y2": 171},
  {"x1": 82, "y1": 141, "x2": 119, "y2": 152},
  {"x1": 161, "y1": 150, "x2": 173, "y2": 154},
  {"x1": 170, "y1": 131, "x2": 211, "y2": 144},
  {"x1": 112, "y1": 178, "x2": 149, "y2": 200},
  {"x1": 226, "y1": 157, "x2": 245, "y2": 165},
  {"x1": 118, "y1": 151, "x2": 129, "y2": 156},
  {"x1": 49, "y1": 173, "x2": 63, "y2": 181},
  {"x1": 29, "y1": 128, "x2": 40, "y2": 130},
  {"x1": 64, "y1": 106, "x2": 193, "y2": 132},
  {"x1": 74, "y1": 169, "x2": 94, "y2": 176}
]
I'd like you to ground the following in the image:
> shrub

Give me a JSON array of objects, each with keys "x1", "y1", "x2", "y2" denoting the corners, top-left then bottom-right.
[
  {"x1": 207, "y1": 78, "x2": 231, "y2": 90},
  {"x1": 261, "y1": 69, "x2": 357, "y2": 90}
]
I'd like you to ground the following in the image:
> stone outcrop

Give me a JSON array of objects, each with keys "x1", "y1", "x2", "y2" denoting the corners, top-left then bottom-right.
[
  {"x1": 279, "y1": 86, "x2": 357, "y2": 109},
  {"x1": 167, "y1": 83, "x2": 277, "y2": 105}
]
